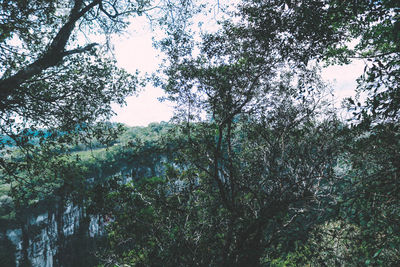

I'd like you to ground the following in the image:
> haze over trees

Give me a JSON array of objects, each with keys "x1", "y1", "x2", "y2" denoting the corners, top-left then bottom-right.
[{"x1": 0, "y1": 0, "x2": 399, "y2": 266}]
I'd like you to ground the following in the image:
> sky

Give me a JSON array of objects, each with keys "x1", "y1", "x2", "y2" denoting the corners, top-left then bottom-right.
[
  {"x1": 111, "y1": 17, "x2": 173, "y2": 127},
  {"x1": 111, "y1": 16, "x2": 365, "y2": 127}
]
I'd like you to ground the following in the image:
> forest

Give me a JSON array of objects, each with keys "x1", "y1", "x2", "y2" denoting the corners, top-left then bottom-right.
[{"x1": 0, "y1": 0, "x2": 399, "y2": 266}]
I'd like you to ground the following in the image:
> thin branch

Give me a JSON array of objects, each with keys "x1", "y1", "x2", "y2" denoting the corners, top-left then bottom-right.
[{"x1": 349, "y1": 51, "x2": 399, "y2": 59}]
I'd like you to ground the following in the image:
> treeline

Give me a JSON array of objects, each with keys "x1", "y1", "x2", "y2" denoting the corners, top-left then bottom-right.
[{"x1": 0, "y1": 123, "x2": 173, "y2": 221}]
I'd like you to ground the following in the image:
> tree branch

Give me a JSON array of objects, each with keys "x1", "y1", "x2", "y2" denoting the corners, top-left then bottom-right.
[
  {"x1": 62, "y1": 43, "x2": 99, "y2": 56},
  {"x1": 0, "y1": 0, "x2": 101, "y2": 105}
]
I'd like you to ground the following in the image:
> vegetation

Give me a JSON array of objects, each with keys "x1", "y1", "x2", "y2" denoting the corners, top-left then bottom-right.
[{"x1": 1, "y1": 0, "x2": 399, "y2": 266}]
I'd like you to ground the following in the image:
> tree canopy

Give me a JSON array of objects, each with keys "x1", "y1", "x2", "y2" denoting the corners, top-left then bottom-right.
[
  {"x1": 0, "y1": 0, "x2": 194, "y2": 200},
  {"x1": 1, "y1": 0, "x2": 399, "y2": 266},
  {"x1": 98, "y1": 0, "x2": 400, "y2": 265}
]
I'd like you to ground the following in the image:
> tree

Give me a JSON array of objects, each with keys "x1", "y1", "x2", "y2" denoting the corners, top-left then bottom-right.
[
  {"x1": 321, "y1": 2, "x2": 400, "y2": 265},
  {"x1": 0, "y1": 0, "x2": 145, "y2": 183},
  {"x1": 1, "y1": 0, "x2": 395, "y2": 265},
  {"x1": 98, "y1": 1, "x2": 347, "y2": 265},
  {"x1": 0, "y1": 0, "x2": 148, "y2": 106},
  {"x1": 0, "y1": 6, "x2": 196, "y2": 261},
  {"x1": 322, "y1": 0, "x2": 400, "y2": 123},
  {"x1": 0, "y1": 0, "x2": 196, "y2": 192},
  {"x1": 0, "y1": 0, "x2": 197, "y2": 141},
  {"x1": 91, "y1": 1, "x2": 400, "y2": 265}
]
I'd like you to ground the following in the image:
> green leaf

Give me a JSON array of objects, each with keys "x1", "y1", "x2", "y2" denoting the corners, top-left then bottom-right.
[{"x1": 373, "y1": 248, "x2": 382, "y2": 258}]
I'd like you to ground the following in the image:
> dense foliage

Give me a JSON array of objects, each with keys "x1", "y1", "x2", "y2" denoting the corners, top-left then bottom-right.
[
  {"x1": 1, "y1": 0, "x2": 399, "y2": 266},
  {"x1": 0, "y1": 0, "x2": 192, "y2": 217},
  {"x1": 98, "y1": 1, "x2": 399, "y2": 266}
]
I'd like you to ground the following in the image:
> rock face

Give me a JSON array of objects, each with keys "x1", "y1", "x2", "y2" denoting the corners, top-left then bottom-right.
[
  {"x1": 3, "y1": 200, "x2": 104, "y2": 267},
  {"x1": 0, "y1": 153, "x2": 168, "y2": 266}
]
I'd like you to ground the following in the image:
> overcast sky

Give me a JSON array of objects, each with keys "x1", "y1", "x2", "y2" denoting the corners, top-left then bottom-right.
[
  {"x1": 110, "y1": 17, "x2": 173, "y2": 127},
  {"x1": 111, "y1": 16, "x2": 365, "y2": 127}
]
